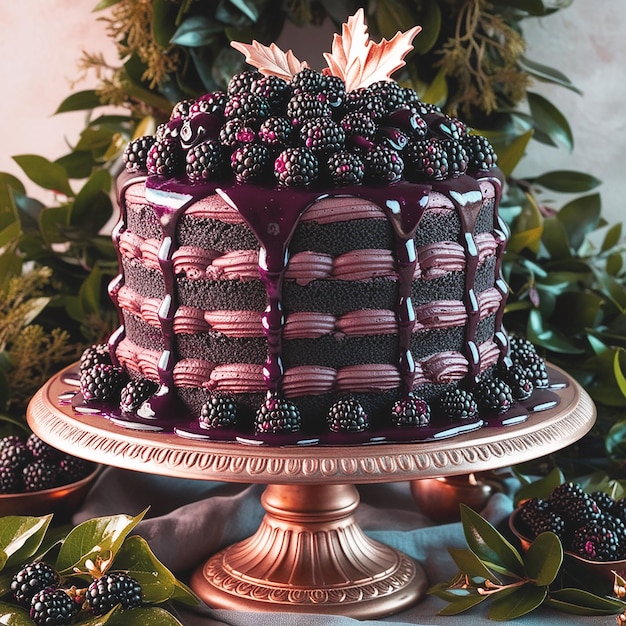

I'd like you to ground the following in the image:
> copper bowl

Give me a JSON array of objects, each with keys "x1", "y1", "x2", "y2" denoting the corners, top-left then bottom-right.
[
  {"x1": 509, "y1": 506, "x2": 626, "y2": 586},
  {"x1": 0, "y1": 465, "x2": 101, "y2": 518}
]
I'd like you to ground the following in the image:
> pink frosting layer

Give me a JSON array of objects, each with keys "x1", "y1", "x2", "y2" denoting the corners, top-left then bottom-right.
[{"x1": 116, "y1": 337, "x2": 501, "y2": 396}]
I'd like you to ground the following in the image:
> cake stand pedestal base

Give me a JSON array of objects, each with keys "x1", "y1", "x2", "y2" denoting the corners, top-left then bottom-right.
[{"x1": 191, "y1": 483, "x2": 424, "y2": 617}]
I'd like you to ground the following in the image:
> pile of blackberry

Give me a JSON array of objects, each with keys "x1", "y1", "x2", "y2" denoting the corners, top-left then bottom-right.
[
  {"x1": 517, "y1": 482, "x2": 626, "y2": 561},
  {"x1": 10, "y1": 560, "x2": 142, "y2": 625},
  {"x1": 123, "y1": 68, "x2": 498, "y2": 188},
  {"x1": 0, "y1": 433, "x2": 95, "y2": 494}
]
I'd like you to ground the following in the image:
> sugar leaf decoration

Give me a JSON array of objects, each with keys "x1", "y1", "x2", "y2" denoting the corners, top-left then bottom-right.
[
  {"x1": 230, "y1": 40, "x2": 309, "y2": 81},
  {"x1": 322, "y1": 9, "x2": 422, "y2": 92}
]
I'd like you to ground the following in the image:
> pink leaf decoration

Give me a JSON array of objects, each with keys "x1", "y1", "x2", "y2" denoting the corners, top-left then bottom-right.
[
  {"x1": 230, "y1": 40, "x2": 309, "y2": 81},
  {"x1": 323, "y1": 9, "x2": 422, "y2": 92}
]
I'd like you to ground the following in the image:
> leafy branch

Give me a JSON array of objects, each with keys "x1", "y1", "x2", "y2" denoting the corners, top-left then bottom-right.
[
  {"x1": 429, "y1": 504, "x2": 626, "y2": 620},
  {"x1": 0, "y1": 510, "x2": 198, "y2": 624}
]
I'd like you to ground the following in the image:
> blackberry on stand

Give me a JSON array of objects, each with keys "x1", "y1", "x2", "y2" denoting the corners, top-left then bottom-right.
[
  {"x1": 364, "y1": 145, "x2": 404, "y2": 183},
  {"x1": 274, "y1": 147, "x2": 319, "y2": 187},
  {"x1": 439, "y1": 387, "x2": 479, "y2": 420},
  {"x1": 255, "y1": 393, "x2": 301, "y2": 434},
  {"x1": 326, "y1": 150, "x2": 365, "y2": 186},
  {"x1": 231, "y1": 143, "x2": 272, "y2": 183},
  {"x1": 200, "y1": 393, "x2": 238, "y2": 429},
  {"x1": 391, "y1": 395, "x2": 430, "y2": 428},
  {"x1": 327, "y1": 397, "x2": 369, "y2": 433}
]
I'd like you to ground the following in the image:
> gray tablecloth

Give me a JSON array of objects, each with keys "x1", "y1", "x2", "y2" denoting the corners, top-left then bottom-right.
[{"x1": 75, "y1": 468, "x2": 610, "y2": 625}]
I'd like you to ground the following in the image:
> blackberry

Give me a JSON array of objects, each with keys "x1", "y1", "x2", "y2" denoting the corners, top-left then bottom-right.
[
  {"x1": 199, "y1": 393, "x2": 238, "y2": 429},
  {"x1": 426, "y1": 112, "x2": 468, "y2": 141},
  {"x1": 549, "y1": 481, "x2": 585, "y2": 512},
  {"x1": 231, "y1": 143, "x2": 272, "y2": 182},
  {"x1": 376, "y1": 127, "x2": 409, "y2": 152},
  {"x1": 500, "y1": 363, "x2": 534, "y2": 401},
  {"x1": 368, "y1": 80, "x2": 407, "y2": 113},
  {"x1": 0, "y1": 437, "x2": 31, "y2": 469},
  {"x1": 227, "y1": 70, "x2": 263, "y2": 96},
  {"x1": 475, "y1": 377, "x2": 513, "y2": 414},
  {"x1": 79, "y1": 343, "x2": 111, "y2": 373},
  {"x1": 590, "y1": 490, "x2": 615, "y2": 513},
  {"x1": 224, "y1": 93, "x2": 270, "y2": 124},
  {"x1": 322, "y1": 75, "x2": 345, "y2": 107},
  {"x1": 391, "y1": 394, "x2": 430, "y2": 427},
  {"x1": 190, "y1": 91, "x2": 227, "y2": 115},
  {"x1": 299, "y1": 117, "x2": 345, "y2": 154},
  {"x1": 0, "y1": 434, "x2": 23, "y2": 451},
  {"x1": 123, "y1": 136, "x2": 156, "y2": 173},
  {"x1": 87, "y1": 571, "x2": 142, "y2": 615},
  {"x1": 274, "y1": 146, "x2": 319, "y2": 187},
  {"x1": 364, "y1": 145, "x2": 404, "y2": 183},
  {"x1": 442, "y1": 139, "x2": 469, "y2": 177},
  {"x1": 58, "y1": 455, "x2": 93, "y2": 484},
  {"x1": 258, "y1": 116, "x2": 294, "y2": 148},
  {"x1": 146, "y1": 139, "x2": 184, "y2": 176},
  {"x1": 405, "y1": 139, "x2": 449, "y2": 181},
  {"x1": 341, "y1": 111, "x2": 377, "y2": 143},
  {"x1": 566, "y1": 493, "x2": 602, "y2": 526},
  {"x1": 0, "y1": 465, "x2": 22, "y2": 493},
  {"x1": 26, "y1": 433, "x2": 62, "y2": 463},
  {"x1": 255, "y1": 393, "x2": 301, "y2": 434},
  {"x1": 439, "y1": 388, "x2": 478, "y2": 420},
  {"x1": 186, "y1": 139, "x2": 224, "y2": 182},
  {"x1": 156, "y1": 117, "x2": 182, "y2": 142},
  {"x1": 343, "y1": 89, "x2": 386, "y2": 122},
  {"x1": 522, "y1": 354, "x2": 549, "y2": 389},
  {"x1": 169, "y1": 98, "x2": 194, "y2": 120},
  {"x1": 464, "y1": 134, "x2": 498, "y2": 171},
  {"x1": 327, "y1": 397, "x2": 369, "y2": 433},
  {"x1": 251, "y1": 75, "x2": 291, "y2": 107},
  {"x1": 571, "y1": 522, "x2": 621, "y2": 561},
  {"x1": 11, "y1": 561, "x2": 60, "y2": 608},
  {"x1": 326, "y1": 150, "x2": 365, "y2": 186},
  {"x1": 219, "y1": 118, "x2": 256, "y2": 148},
  {"x1": 30, "y1": 588, "x2": 80, "y2": 625},
  {"x1": 286, "y1": 93, "x2": 332, "y2": 127},
  {"x1": 290, "y1": 68, "x2": 327, "y2": 95},
  {"x1": 119, "y1": 378, "x2": 159, "y2": 414},
  {"x1": 508, "y1": 335, "x2": 538, "y2": 364},
  {"x1": 519, "y1": 497, "x2": 551, "y2": 528},
  {"x1": 612, "y1": 498, "x2": 626, "y2": 522},
  {"x1": 80, "y1": 363, "x2": 126, "y2": 402},
  {"x1": 528, "y1": 510, "x2": 567, "y2": 541},
  {"x1": 387, "y1": 107, "x2": 428, "y2": 139},
  {"x1": 23, "y1": 460, "x2": 59, "y2": 492}
]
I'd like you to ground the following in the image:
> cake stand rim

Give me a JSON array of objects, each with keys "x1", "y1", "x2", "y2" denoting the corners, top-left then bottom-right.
[{"x1": 27, "y1": 363, "x2": 596, "y2": 484}]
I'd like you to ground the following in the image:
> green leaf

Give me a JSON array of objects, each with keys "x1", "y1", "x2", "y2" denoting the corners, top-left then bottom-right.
[
  {"x1": 0, "y1": 515, "x2": 53, "y2": 571},
  {"x1": 12, "y1": 155, "x2": 74, "y2": 197},
  {"x1": 524, "y1": 532, "x2": 562, "y2": 585},
  {"x1": 152, "y1": 0, "x2": 179, "y2": 47},
  {"x1": 614, "y1": 349, "x2": 626, "y2": 398},
  {"x1": 170, "y1": 16, "x2": 225, "y2": 47},
  {"x1": 448, "y1": 548, "x2": 500, "y2": 583},
  {"x1": 556, "y1": 193, "x2": 601, "y2": 251},
  {"x1": 55, "y1": 510, "x2": 147, "y2": 576},
  {"x1": 542, "y1": 216, "x2": 571, "y2": 259},
  {"x1": 107, "y1": 606, "x2": 184, "y2": 625},
  {"x1": 113, "y1": 535, "x2": 178, "y2": 604},
  {"x1": 519, "y1": 56, "x2": 581, "y2": 93},
  {"x1": 489, "y1": 584, "x2": 547, "y2": 620},
  {"x1": 436, "y1": 592, "x2": 487, "y2": 615},
  {"x1": 410, "y1": 2, "x2": 441, "y2": 54},
  {"x1": 228, "y1": 0, "x2": 259, "y2": 23},
  {"x1": 55, "y1": 90, "x2": 103, "y2": 114},
  {"x1": 171, "y1": 579, "x2": 201, "y2": 606},
  {"x1": 492, "y1": 130, "x2": 533, "y2": 178},
  {"x1": 513, "y1": 467, "x2": 564, "y2": 506},
  {"x1": 375, "y1": 0, "x2": 416, "y2": 40},
  {"x1": 547, "y1": 588, "x2": 626, "y2": 615},
  {"x1": 460, "y1": 505, "x2": 525, "y2": 577},
  {"x1": 0, "y1": 602, "x2": 32, "y2": 625},
  {"x1": 421, "y1": 68, "x2": 448, "y2": 108},
  {"x1": 527, "y1": 92, "x2": 574, "y2": 151},
  {"x1": 602, "y1": 222, "x2": 623, "y2": 252},
  {"x1": 531, "y1": 170, "x2": 601, "y2": 193}
]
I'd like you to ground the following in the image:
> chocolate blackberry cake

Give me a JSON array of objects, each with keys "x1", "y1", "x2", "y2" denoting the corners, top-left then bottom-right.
[{"x1": 76, "y1": 11, "x2": 553, "y2": 443}]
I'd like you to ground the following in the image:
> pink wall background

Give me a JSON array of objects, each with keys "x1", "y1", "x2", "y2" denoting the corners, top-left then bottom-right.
[{"x1": 1, "y1": 1, "x2": 623, "y2": 225}]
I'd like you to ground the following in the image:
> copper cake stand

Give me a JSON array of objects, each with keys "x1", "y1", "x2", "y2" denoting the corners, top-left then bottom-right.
[{"x1": 27, "y1": 365, "x2": 595, "y2": 619}]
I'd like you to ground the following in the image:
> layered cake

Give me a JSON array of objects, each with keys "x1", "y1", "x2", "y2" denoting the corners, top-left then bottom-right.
[{"x1": 76, "y1": 11, "x2": 552, "y2": 442}]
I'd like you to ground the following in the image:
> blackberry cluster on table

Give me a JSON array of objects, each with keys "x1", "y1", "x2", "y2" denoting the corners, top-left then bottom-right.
[
  {"x1": 0, "y1": 433, "x2": 95, "y2": 494},
  {"x1": 122, "y1": 68, "x2": 498, "y2": 189},
  {"x1": 518, "y1": 481, "x2": 626, "y2": 561},
  {"x1": 10, "y1": 560, "x2": 142, "y2": 625}
]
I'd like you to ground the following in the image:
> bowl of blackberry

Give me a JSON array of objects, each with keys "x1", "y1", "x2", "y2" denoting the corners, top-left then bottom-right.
[
  {"x1": 510, "y1": 481, "x2": 626, "y2": 584},
  {"x1": 0, "y1": 432, "x2": 99, "y2": 517}
]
